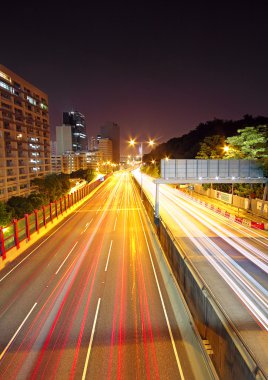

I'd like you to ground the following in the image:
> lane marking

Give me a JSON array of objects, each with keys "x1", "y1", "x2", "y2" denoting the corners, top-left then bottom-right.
[
  {"x1": 137, "y1": 195, "x2": 185, "y2": 380},
  {"x1": 105, "y1": 240, "x2": 113, "y2": 272},
  {"x1": 81, "y1": 219, "x2": 93, "y2": 234},
  {"x1": 0, "y1": 302, "x2": 37, "y2": 361},
  {"x1": 82, "y1": 298, "x2": 101, "y2": 380},
  {"x1": 55, "y1": 242, "x2": 78, "y2": 275},
  {"x1": 113, "y1": 217, "x2": 117, "y2": 231}
]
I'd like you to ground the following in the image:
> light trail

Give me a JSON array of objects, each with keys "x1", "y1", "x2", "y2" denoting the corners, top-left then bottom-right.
[
  {"x1": 133, "y1": 170, "x2": 268, "y2": 331},
  {"x1": 164, "y1": 189, "x2": 268, "y2": 269},
  {"x1": 133, "y1": 175, "x2": 185, "y2": 379}
]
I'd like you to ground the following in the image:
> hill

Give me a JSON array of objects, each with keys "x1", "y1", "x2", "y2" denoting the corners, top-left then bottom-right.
[{"x1": 143, "y1": 115, "x2": 268, "y2": 162}]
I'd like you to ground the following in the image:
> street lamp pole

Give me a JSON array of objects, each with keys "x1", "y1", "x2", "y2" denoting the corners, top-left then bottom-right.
[
  {"x1": 129, "y1": 138, "x2": 155, "y2": 201},
  {"x1": 140, "y1": 141, "x2": 143, "y2": 199}
]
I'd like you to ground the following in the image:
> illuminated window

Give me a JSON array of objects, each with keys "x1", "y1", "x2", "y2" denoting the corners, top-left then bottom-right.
[
  {"x1": 27, "y1": 95, "x2": 36, "y2": 105},
  {"x1": 0, "y1": 71, "x2": 11, "y2": 83},
  {"x1": 40, "y1": 102, "x2": 48, "y2": 110},
  {"x1": 0, "y1": 81, "x2": 14, "y2": 93}
]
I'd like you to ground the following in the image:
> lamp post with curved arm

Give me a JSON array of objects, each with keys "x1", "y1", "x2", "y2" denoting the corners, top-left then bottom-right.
[{"x1": 129, "y1": 138, "x2": 155, "y2": 199}]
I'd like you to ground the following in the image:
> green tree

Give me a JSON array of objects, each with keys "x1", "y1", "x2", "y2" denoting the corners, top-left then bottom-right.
[
  {"x1": 70, "y1": 168, "x2": 95, "y2": 182},
  {"x1": 58, "y1": 173, "x2": 71, "y2": 193},
  {"x1": 0, "y1": 201, "x2": 12, "y2": 227},
  {"x1": 7, "y1": 196, "x2": 35, "y2": 219},
  {"x1": 195, "y1": 135, "x2": 226, "y2": 159},
  {"x1": 224, "y1": 126, "x2": 268, "y2": 159},
  {"x1": 141, "y1": 163, "x2": 160, "y2": 178},
  {"x1": 32, "y1": 173, "x2": 71, "y2": 201},
  {"x1": 27, "y1": 192, "x2": 48, "y2": 209}
]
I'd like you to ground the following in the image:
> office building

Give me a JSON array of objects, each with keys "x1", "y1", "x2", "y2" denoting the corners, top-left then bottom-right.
[
  {"x1": 56, "y1": 124, "x2": 72, "y2": 155},
  {"x1": 89, "y1": 136, "x2": 98, "y2": 151},
  {"x1": 63, "y1": 111, "x2": 87, "y2": 151},
  {"x1": 98, "y1": 138, "x2": 113, "y2": 162},
  {"x1": 0, "y1": 64, "x2": 51, "y2": 201},
  {"x1": 100, "y1": 122, "x2": 120, "y2": 163}
]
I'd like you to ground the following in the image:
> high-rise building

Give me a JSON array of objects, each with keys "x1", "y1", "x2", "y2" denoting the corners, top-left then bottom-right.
[
  {"x1": 98, "y1": 138, "x2": 113, "y2": 162},
  {"x1": 100, "y1": 122, "x2": 120, "y2": 163},
  {"x1": 63, "y1": 111, "x2": 87, "y2": 151},
  {"x1": 56, "y1": 125, "x2": 72, "y2": 155},
  {"x1": 50, "y1": 140, "x2": 57, "y2": 156},
  {"x1": 0, "y1": 64, "x2": 51, "y2": 201},
  {"x1": 89, "y1": 136, "x2": 97, "y2": 151}
]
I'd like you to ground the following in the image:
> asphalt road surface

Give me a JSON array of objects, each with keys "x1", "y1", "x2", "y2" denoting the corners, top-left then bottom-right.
[{"x1": 0, "y1": 172, "x2": 215, "y2": 380}]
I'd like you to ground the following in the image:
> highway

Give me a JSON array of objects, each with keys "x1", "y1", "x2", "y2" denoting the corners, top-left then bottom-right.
[
  {"x1": 133, "y1": 169, "x2": 268, "y2": 376},
  {"x1": 0, "y1": 172, "x2": 214, "y2": 380}
]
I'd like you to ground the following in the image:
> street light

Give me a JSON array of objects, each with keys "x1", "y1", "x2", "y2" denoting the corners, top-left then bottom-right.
[{"x1": 129, "y1": 138, "x2": 155, "y2": 199}]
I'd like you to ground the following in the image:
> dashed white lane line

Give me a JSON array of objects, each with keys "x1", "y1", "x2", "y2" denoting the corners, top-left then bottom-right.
[
  {"x1": 0, "y1": 302, "x2": 37, "y2": 361},
  {"x1": 55, "y1": 242, "x2": 78, "y2": 275},
  {"x1": 82, "y1": 298, "x2": 101, "y2": 380},
  {"x1": 81, "y1": 219, "x2": 93, "y2": 234},
  {"x1": 105, "y1": 240, "x2": 113, "y2": 272}
]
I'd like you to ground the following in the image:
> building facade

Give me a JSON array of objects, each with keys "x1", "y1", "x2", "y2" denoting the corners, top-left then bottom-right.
[
  {"x1": 98, "y1": 138, "x2": 113, "y2": 162},
  {"x1": 63, "y1": 111, "x2": 87, "y2": 151},
  {"x1": 0, "y1": 64, "x2": 51, "y2": 201},
  {"x1": 51, "y1": 155, "x2": 63, "y2": 174},
  {"x1": 100, "y1": 122, "x2": 120, "y2": 163},
  {"x1": 56, "y1": 124, "x2": 73, "y2": 155}
]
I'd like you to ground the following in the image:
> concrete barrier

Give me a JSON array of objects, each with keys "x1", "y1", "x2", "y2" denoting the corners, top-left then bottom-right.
[{"x1": 132, "y1": 176, "x2": 267, "y2": 380}]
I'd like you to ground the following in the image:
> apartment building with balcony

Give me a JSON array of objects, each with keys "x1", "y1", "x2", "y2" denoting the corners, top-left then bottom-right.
[{"x1": 0, "y1": 64, "x2": 51, "y2": 201}]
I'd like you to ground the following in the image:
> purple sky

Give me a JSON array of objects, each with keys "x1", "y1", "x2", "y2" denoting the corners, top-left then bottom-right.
[{"x1": 2, "y1": 1, "x2": 268, "y2": 154}]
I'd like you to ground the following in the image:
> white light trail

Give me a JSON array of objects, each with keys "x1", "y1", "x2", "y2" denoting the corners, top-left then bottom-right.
[{"x1": 133, "y1": 170, "x2": 268, "y2": 330}]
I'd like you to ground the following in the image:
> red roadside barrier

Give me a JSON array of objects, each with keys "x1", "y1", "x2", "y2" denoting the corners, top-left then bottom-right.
[
  {"x1": 235, "y1": 216, "x2": 243, "y2": 224},
  {"x1": 251, "y1": 221, "x2": 264, "y2": 230}
]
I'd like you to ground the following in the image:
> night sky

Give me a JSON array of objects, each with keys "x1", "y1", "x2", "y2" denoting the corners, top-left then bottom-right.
[{"x1": 1, "y1": 1, "x2": 268, "y2": 153}]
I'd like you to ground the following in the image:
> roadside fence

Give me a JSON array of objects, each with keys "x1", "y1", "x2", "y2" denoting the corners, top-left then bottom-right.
[{"x1": 0, "y1": 176, "x2": 109, "y2": 259}]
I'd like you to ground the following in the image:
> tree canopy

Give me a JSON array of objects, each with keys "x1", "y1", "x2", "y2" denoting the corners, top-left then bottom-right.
[
  {"x1": 0, "y1": 201, "x2": 12, "y2": 227},
  {"x1": 224, "y1": 126, "x2": 268, "y2": 159},
  {"x1": 31, "y1": 173, "x2": 71, "y2": 202},
  {"x1": 196, "y1": 135, "x2": 226, "y2": 159},
  {"x1": 143, "y1": 115, "x2": 268, "y2": 162}
]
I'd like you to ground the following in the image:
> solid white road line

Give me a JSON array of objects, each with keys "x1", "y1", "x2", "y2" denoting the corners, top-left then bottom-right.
[
  {"x1": 105, "y1": 240, "x2": 113, "y2": 272},
  {"x1": 82, "y1": 298, "x2": 101, "y2": 380},
  {"x1": 0, "y1": 302, "x2": 37, "y2": 361},
  {"x1": 55, "y1": 242, "x2": 78, "y2": 275}
]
